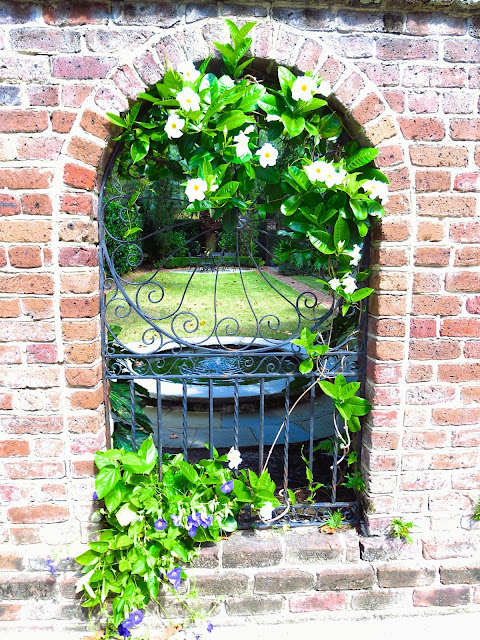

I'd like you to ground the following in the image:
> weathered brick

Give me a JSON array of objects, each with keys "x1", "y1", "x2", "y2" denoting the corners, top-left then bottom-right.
[
  {"x1": 433, "y1": 408, "x2": 480, "y2": 426},
  {"x1": 67, "y1": 136, "x2": 104, "y2": 167},
  {"x1": 2, "y1": 416, "x2": 63, "y2": 435},
  {"x1": 80, "y1": 108, "x2": 111, "y2": 140},
  {"x1": 226, "y1": 595, "x2": 284, "y2": 615},
  {"x1": 21, "y1": 194, "x2": 52, "y2": 216},
  {"x1": 43, "y1": 3, "x2": 109, "y2": 25},
  {"x1": 255, "y1": 569, "x2": 315, "y2": 594},
  {"x1": 410, "y1": 145, "x2": 468, "y2": 167},
  {"x1": 194, "y1": 572, "x2": 248, "y2": 596},
  {"x1": 440, "y1": 564, "x2": 480, "y2": 585},
  {"x1": 446, "y1": 272, "x2": 480, "y2": 293},
  {"x1": 415, "y1": 170, "x2": 450, "y2": 192},
  {"x1": 0, "y1": 575, "x2": 56, "y2": 600},
  {"x1": 112, "y1": 3, "x2": 181, "y2": 27},
  {"x1": 10, "y1": 27, "x2": 81, "y2": 53},
  {"x1": 51, "y1": 110, "x2": 76, "y2": 133},
  {"x1": 5, "y1": 462, "x2": 65, "y2": 480},
  {"x1": 316, "y1": 564, "x2": 375, "y2": 591},
  {"x1": 62, "y1": 84, "x2": 92, "y2": 108},
  {"x1": 399, "y1": 117, "x2": 444, "y2": 141},
  {"x1": 409, "y1": 90, "x2": 439, "y2": 114},
  {"x1": 289, "y1": 592, "x2": 346, "y2": 613},
  {"x1": 401, "y1": 472, "x2": 449, "y2": 492},
  {"x1": 454, "y1": 247, "x2": 480, "y2": 267},
  {"x1": 411, "y1": 295, "x2": 461, "y2": 316},
  {"x1": 351, "y1": 589, "x2": 410, "y2": 610},
  {"x1": 64, "y1": 163, "x2": 96, "y2": 190},
  {"x1": 0, "y1": 168, "x2": 52, "y2": 190},
  {"x1": 0, "y1": 109, "x2": 48, "y2": 133},
  {"x1": 52, "y1": 56, "x2": 116, "y2": 80},
  {"x1": 0, "y1": 274, "x2": 53, "y2": 295},
  {"x1": 451, "y1": 119, "x2": 480, "y2": 141},
  {"x1": 28, "y1": 85, "x2": 59, "y2": 107},
  {"x1": 223, "y1": 533, "x2": 282, "y2": 568},
  {"x1": 413, "y1": 586, "x2": 470, "y2": 607},
  {"x1": 409, "y1": 339, "x2": 460, "y2": 361},
  {"x1": 377, "y1": 564, "x2": 435, "y2": 588},
  {"x1": 377, "y1": 37, "x2": 437, "y2": 60}
]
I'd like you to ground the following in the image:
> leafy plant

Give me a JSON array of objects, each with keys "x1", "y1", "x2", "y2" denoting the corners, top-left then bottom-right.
[
  {"x1": 300, "y1": 445, "x2": 324, "y2": 503},
  {"x1": 341, "y1": 469, "x2": 365, "y2": 492},
  {"x1": 391, "y1": 518, "x2": 415, "y2": 543},
  {"x1": 324, "y1": 510, "x2": 344, "y2": 530},
  {"x1": 76, "y1": 438, "x2": 278, "y2": 637},
  {"x1": 109, "y1": 381, "x2": 154, "y2": 451},
  {"x1": 473, "y1": 500, "x2": 480, "y2": 521},
  {"x1": 318, "y1": 375, "x2": 371, "y2": 434}
]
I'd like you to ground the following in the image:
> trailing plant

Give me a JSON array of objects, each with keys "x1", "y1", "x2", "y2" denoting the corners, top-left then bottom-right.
[
  {"x1": 76, "y1": 438, "x2": 278, "y2": 637},
  {"x1": 324, "y1": 510, "x2": 344, "y2": 530},
  {"x1": 391, "y1": 518, "x2": 415, "y2": 543},
  {"x1": 473, "y1": 499, "x2": 480, "y2": 522}
]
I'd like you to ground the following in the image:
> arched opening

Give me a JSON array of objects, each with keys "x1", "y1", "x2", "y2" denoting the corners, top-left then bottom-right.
[{"x1": 98, "y1": 31, "x2": 388, "y2": 527}]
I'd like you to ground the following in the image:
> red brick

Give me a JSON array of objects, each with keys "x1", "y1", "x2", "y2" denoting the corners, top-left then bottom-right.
[
  {"x1": 113, "y1": 65, "x2": 145, "y2": 100},
  {"x1": 464, "y1": 341, "x2": 480, "y2": 358},
  {"x1": 417, "y1": 221, "x2": 444, "y2": 242},
  {"x1": 17, "y1": 136, "x2": 63, "y2": 161},
  {"x1": 0, "y1": 274, "x2": 53, "y2": 295},
  {"x1": 67, "y1": 136, "x2": 104, "y2": 167},
  {"x1": 450, "y1": 221, "x2": 480, "y2": 243},
  {"x1": 369, "y1": 294, "x2": 406, "y2": 316},
  {"x1": 21, "y1": 299, "x2": 53, "y2": 320},
  {"x1": 68, "y1": 385, "x2": 103, "y2": 410},
  {"x1": 446, "y1": 272, "x2": 480, "y2": 293},
  {"x1": 377, "y1": 37, "x2": 438, "y2": 60},
  {"x1": 412, "y1": 295, "x2": 461, "y2": 316},
  {"x1": 133, "y1": 49, "x2": 165, "y2": 85},
  {"x1": 403, "y1": 430, "x2": 448, "y2": 449},
  {"x1": 399, "y1": 118, "x2": 444, "y2": 141},
  {"x1": 64, "y1": 342, "x2": 100, "y2": 365},
  {"x1": 369, "y1": 318, "x2": 406, "y2": 337},
  {"x1": 26, "y1": 344, "x2": 58, "y2": 364},
  {"x1": 441, "y1": 318, "x2": 480, "y2": 337},
  {"x1": 10, "y1": 27, "x2": 81, "y2": 53},
  {"x1": 364, "y1": 428, "x2": 399, "y2": 450},
  {"x1": 80, "y1": 108, "x2": 111, "y2": 140},
  {"x1": 364, "y1": 116, "x2": 396, "y2": 145},
  {"x1": 454, "y1": 173, "x2": 480, "y2": 192},
  {"x1": 52, "y1": 55, "x2": 116, "y2": 79},
  {"x1": 5, "y1": 462, "x2": 65, "y2": 480},
  {"x1": 0, "y1": 220, "x2": 51, "y2": 243},
  {"x1": 0, "y1": 109, "x2": 48, "y2": 133},
  {"x1": 445, "y1": 40, "x2": 480, "y2": 63},
  {"x1": 409, "y1": 145, "x2": 468, "y2": 167},
  {"x1": 66, "y1": 364, "x2": 102, "y2": 387},
  {"x1": 0, "y1": 194, "x2": 21, "y2": 216},
  {"x1": 335, "y1": 73, "x2": 365, "y2": 109},
  {"x1": 366, "y1": 385, "x2": 400, "y2": 406},
  {"x1": 71, "y1": 459, "x2": 95, "y2": 478},
  {"x1": 382, "y1": 90, "x2": 405, "y2": 113},
  {"x1": 430, "y1": 452, "x2": 477, "y2": 470},
  {"x1": 64, "y1": 163, "x2": 96, "y2": 190},
  {"x1": 8, "y1": 505, "x2": 69, "y2": 524},
  {"x1": 433, "y1": 408, "x2": 480, "y2": 426},
  {"x1": 0, "y1": 345, "x2": 21, "y2": 364},
  {"x1": 62, "y1": 318, "x2": 99, "y2": 341},
  {"x1": 467, "y1": 296, "x2": 480, "y2": 314},
  {"x1": 443, "y1": 91, "x2": 475, "y2": 114},
  {"x1": 0, "y1": 300, "x2": 21, "y2": 318},
  {"x1": 51, "y1": 110, "x2": 76, "y2": 133},
  {"x1": 367, "y1": 340, "x2": 404, "y2": 361},
  {"x1": 370, "y1": 247, "x2": 407, "y2": 267},
  {"x1": 60, "y1": 193, "x2": 94, "y2": 216},
  {"x1": 452, "y1": 427, "x2": 480, "y2": 446},
  {"x1": 406, "y1": 364, "x2": 433, "y2": 383},
  {"x1": 401, "y1": 472, "x2": 448, "y2": 491},
  {"x1": 21, "y1": 194, "x2": 52, "y2": 216},
  {"x1": 438, "y1": 363, "x2": 480, "y2": 383},
  {"x1": 34, "y1": 439, "x2": 65, "y2": 458},
  {"x1": 289, "y1": 592, "x2": 345, "y2": 613},
  {"x1": 0, "y1": 440, "x2": 29, "y2": 457},
  {"x1": 413, "y1": 273, "x2": 441, "y2": 293},
  {"x1": 415, "y1": 170, "x2": 450, "y2": 192},
  {"x1": 409, "y1": 91, "x2": 439, "y2": 114},
  {"x1": 406, "y1": 385, "x2": 455, "y2": 405},
  {"x1": 383, "y1": 167, "x2": 410, "y2": 191},
  {"x1": 0, "y1": 320, "x2": 55, "y2": 342},
  {"x1": 376, "y1": 145, "x2": 404, "y2": 168},
  {"x1": 372, "y1": 219, "x2": 410, "y2": 243},
  {"x1": 417, "y1": 195, "x2": 475, "y2": 217},
  {"x1": 60, "y1": 296, "x2": 99, "y2": 318},
  {"x1": 403, "y1": 66, "x2": 466, "y2": 89},
  {"x1": 413, "y1": 586, "x2": 470, "y2": 607},
  {"x1": 451, "y1": 119, "x2": 480, "y2": 141},
  {"x1": 62, "y1": 84, "x2": 93, "y2": 108},
  {"x1": 367, "y1": 361, "x2": 402, "y2": 384},
  {"x1": 452, "y1": 471, "x2": 480, "y2": 490},
  {"x1": 454, "y1": 247, "x2": 480, "y2": 267},
  {"x1": 0, "y1": 169, "x2": 52, "y2": 190},
  {"x1": 414, "y1": 247, "x2": 449, "y2": 266},
  {"x1": 10, "y1": 527, "x2": 41, "y2": 545},
  {"x1": 0, "y1": 393, "x2": 13, "y2": 410},
  {"x1": 1, "y1": 416, "x2": 63, "y2": 435},
  {"x1": 43, "y1": 3, "x2": 109, "y2": 25},
  {"x1": 61, "y1": 272, "x2": 98, "y2": 295},
  {"x1": 28, "y1": 85, "x2": 59, "y2": 107},
  {"x1": 58, "y1": 246, "x2": 98, "y2": 267},
  {"x1": 8, "y1": 245, "x2": 42, "y2": 269},
  {"x1": 409, "y1": 339, "x2": 460, "y2": 361},
  {"x1": 352, "y1": 94, "x2": 385, "y2": 126},
  {"x1": 369, "y1": 272, "x2": 407, "y2": 291},
  {"x1": 0, "y1": 604, "x2": 21, "y2": 621},
  {"x1": 406, "y1": 13, "x2": 466, "y2": 36}
]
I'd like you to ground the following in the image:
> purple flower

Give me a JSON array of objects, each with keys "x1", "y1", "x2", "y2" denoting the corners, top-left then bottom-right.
[
  {"x1": 187, "y1": 514, "x2": 201, "y2": 537},
  {"x1": 154, "y1": 518, "x2": 167, "y2": 531},
  {"x1": 117, "y1": 622, "x2": 131, "y2": 638},
  {"x1": 187, "y1": 524, "x2": 197, "y2": 538},
  {"x1": 166, "y1": 567, "x2": 182, "y2": 591},
  {"x1": 198, "y1": 513, "x2": 213, "y2": 529},
  {"x1": 207, "y1": 622, "x2": 214, "y2": 633},
  {"x1": 171, "y1": 514, "x2": 182, "y2": 527},
  {"x1": 45, "y1": 558, "x2": 55, "y2": 575},
  {"x1": 92, "y1": 491, "x2": 98, "y2": 501},
  {"x1": 220, "y1": 480, "x2": 233, "y2": 494},
  {"x1": 130, "y1": 609, "x2": 144, "y2": 625}
]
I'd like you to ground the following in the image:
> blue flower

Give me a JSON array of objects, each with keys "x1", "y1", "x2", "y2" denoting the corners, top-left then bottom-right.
[
  {"x1": 171, "y1": 514, "x2": 182, "y2": 527},
  {"x1": 220, "y1": 480, "x2": 233, "y2": 494},
  {"x1": 130, "y1": 609, "x2": 144, "y2": 625},
  {"x1": 187, "y1": 524, "x2": 197, "y2": 538},
  {"x1": 117, "y1": 622, "x2": 131, "y2": 638},
  {"x1": 198, "y1": 513, "x2": 213, "y2": 529},
  {"x1": 92, "y1": 491, "x2": 98, "y2": 501},
  {"x1": 154, "y1": 518, "x2": 167, "y2": 531},
  {"x1": 166, "y1": 567, "x2": 182, "y2": 591},
  {"x1": 207, "y1": 622, "x2": 214, "y2": 633},
  {"x1": 187, "y1": 514, "x2": 201, "y2": 537},
  {"x1": 45, "y1": 558, "x2": 55, "y2": 575}
]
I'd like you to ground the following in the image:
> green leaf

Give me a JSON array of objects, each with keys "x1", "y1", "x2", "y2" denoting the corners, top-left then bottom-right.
[
  {"x1": 220, "y1": 515, "x2": 238, "y2": 533},
  {"x1": 345, "y1": 148, "x2": 379, "y2": 171},
  {"x1": 298, "y1": 98, "x2": 328, "y2": 113},
  {"x1": 222, "y1": 209, "x2": 238, "y2": 233},
  {"x1": 257, "y1": 94, "x2": 285, "y2": 116},
  {"x1": 89, "y1": 541, "x2": 110, "y2": 553},
  {"x1": 185, "y1": 199, "x2": 213, "y2": 213},
  {"x1": 333, "y1": 217, "x2": 350, "y2": 249},
  {"x1": 76, "y1": 550, "x2": 99, "y2": 566},
  {"x1": 318, "y1": 380, "x2": 337, "y2": 399},
  {"x1": 299, "y1": 358, "x2": 314, "y2": 374},
  {"x1": 288, "y1": 166, "x2": 309, "y2": 191},
  {"x1": 178, "y1": 460, "x2": 199, "y2": 483},
  {"x1": 307, "y1": 230, "x2": 335, "y2": 255},
  {"x1": 281, "y1": 112, "x2": 305, "y2": 138},
  {"x1": 350, "y1": 197, "x2": 383, "y2": 221},
  {"x1": 123, "y1": 226, "x2": 142, "y2": 239},
  {"x1": 121, "y1": 453, "x2": 154, "y2": 474},
  {"x1": 137, "y1": 437, "x2": 157, "y2": 466},
  {"x1": 349, "y1": 287, "x2": 373, "y2": 302},
  {"x1": 96, "y1": 465, "x2": 121, "y2": 500},
  {"x1": 233, "y1": 479, "x2": 252, "y2": 502},
  {"x1": 130, "y1": 138, "x2": 149, "y2": 163},
  {"x1": 281, "y1": 195, "x2": 302, "y2": 216},
  {"x1": 318, "y1": 113, "x2": 343, "y2": 139},
  {"x1": 104, "y1": 481, "x2": 126, "y2": 513},
  {"x1": 215, "y1": 110, "x2": 254, "y2": 131},
  {"x1": 106, "y1": 113, "x2": 127, "y2": 128},
  {"x1": 213, "y1": 181, "x2": 239, "y2": 200},
  {"x1": 239, "y1": 84, "x2": 264, "y2": 111},
  {"x1": 337, "y1": 381, "x2": 361, "y2": 400},
  {"x1": 254, "y1": 165, "x2": 280, "y2": 184},
  {"x1": 278, "y1": 66, "x2": 296, "y2": 94},
  {"x1": 113, "y1": 535, "x2": 134, "y2": 550}
]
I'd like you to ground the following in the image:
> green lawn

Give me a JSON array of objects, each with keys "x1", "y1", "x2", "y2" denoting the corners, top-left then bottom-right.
[{"x1": 107, "y1": 269, "x2": 328, "y2": 344}]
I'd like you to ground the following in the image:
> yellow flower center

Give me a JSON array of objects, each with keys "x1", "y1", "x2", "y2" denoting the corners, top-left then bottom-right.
[
  {"x1": 265, "y1": 152, "x2": 270, "y2": 158},
  {"x1": 171, "y1": 123, "x2": 177, "y2": 128},
  {"x1": 316, "y1": 168, "x2": 321, "y2": 173},
  {"x1": 301, "y1": 84, "x2": 307, "y2": 91},
  {"x1": 194, "y1": 185, "x2": 199, "y2": 191}
]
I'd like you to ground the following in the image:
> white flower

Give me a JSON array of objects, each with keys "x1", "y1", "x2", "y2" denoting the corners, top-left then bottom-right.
[
  {"x1": 259, "y1": 502, "x2": 274, "y2": 520},
  {"x1": 323, "y1": 164, "x2": 346, "y2": 188},
  {"x1": 305, "y1": 161, "x2": 345, "y2": 188},
  {"x1": 266, "y1": 114, "x2": 282, "y2": 122},
  {"x1": 165, "y1": 112, "x2": 185, "y2": 139},
  {"x1": 233, "y1": 130, "x2": 251, "y2": 158},
  {"x1": 350, "y1": 244, "x2": 362, "y2": 267},
  {"x1": 227, "y1": 447, "x2": 242, "y2": 470},
  {"x1": 116, "y1": 503, "x2": 140, "y2": 527},
  {"x1": 362, "y1": 179, "x2": 389, "y2": 205},
  {"x1": 76, "y1": 568, "x2": 96, "y2": 598},
  {"x1": 185, "y1": 178, "x2": 208, "y2": 202},
  {"x1": 256, "y1": 143, "x2": 278, "y2": 168},
  {"x1": 342, "y1": 275, "x2": 357, "y2": 295},
  {"x1": 291, "y1": 75, "x2": 316, "y2": 102},
  {"x1": 176, "y1": 87, "x2": 200, "y2": 112},
  {"x1": 177, "y1": 61, "x2": 200, "y2": 83},
  {"x1": 317, "y1": 79, "x2": 332, "y2": 97},
  {"x1": 329, "y1": 278, "x2": 341, "y2": 291},
  {"x1": 244, "y1": 125, "x2": 255, "y2": 134}
]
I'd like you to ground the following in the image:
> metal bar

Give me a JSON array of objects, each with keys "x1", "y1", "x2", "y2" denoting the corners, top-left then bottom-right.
[
  {"x1": 209, "y1": 378, "x2": 214, "y2": 458},
  {"x1": 182, "y1": 378, "x2": 188, "y2": 461},
  {"x1": 309, "y1": 375, "x2": 315, "y2": 477},
  {"x1": 258, "y1": 377, "x2": 265, "y2": 475},
  {"x1": 283, "y1": 379, "x2": 290, "y2": 500},
  {"x1": 233, "y1": 380, "x2": 239, "y2": 450},
  {"x1": 156, "y1": 379, "x2": 162, "y2": 480},
  {"x1": 129, "y1": 379, "x2": 137, "y2": 452}
]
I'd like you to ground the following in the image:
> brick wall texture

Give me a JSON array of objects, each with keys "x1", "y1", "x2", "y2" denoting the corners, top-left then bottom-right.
[{"x1": 1, "y1": 0, "x2": 480, "y2": 629}]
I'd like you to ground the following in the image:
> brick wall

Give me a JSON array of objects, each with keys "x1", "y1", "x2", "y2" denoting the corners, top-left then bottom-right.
[{"x1": 1, "y1": 0, "x2": 480, "y2": 628}]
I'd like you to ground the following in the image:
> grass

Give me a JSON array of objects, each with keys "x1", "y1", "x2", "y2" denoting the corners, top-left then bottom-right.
[{"x1": 107, "y1": 269, "x2": 328, "y2": 344}]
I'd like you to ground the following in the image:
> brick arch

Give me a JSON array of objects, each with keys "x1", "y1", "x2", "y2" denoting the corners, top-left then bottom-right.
[{"x1": 57, "y1": 19, "x2": 414, "y2": 532}]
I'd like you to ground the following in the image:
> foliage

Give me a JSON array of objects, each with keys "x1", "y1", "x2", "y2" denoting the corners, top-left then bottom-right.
[
  {"x1": 76, "y1": 438, "x2": 278, "y2": 637},
  {"x1": 109, "y1": 381, "x2": 154, "y2": 452},
  {"x1": 324, "y1": 510, "x2": 344, "y2": 530},
  {"x1": 473, "y1": 499, "x2": 480, "y2": 521},
  {"x1": 104, "y1": 198, "x2": 143, "y2": 277},
  {"x1": 300, "y1": 445, "x2": 324, "y2": 504},
  {"x1": 391, "y1": 518, "x2": 415, "y2": 543},
  {"x1": 318, "y1": 374, "x2": 371, "y2": 434}
]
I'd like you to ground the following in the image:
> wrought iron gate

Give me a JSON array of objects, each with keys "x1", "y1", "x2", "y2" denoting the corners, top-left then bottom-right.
[{"x1": 100, "y1": 144, "x2": 367, "y2": 527}]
